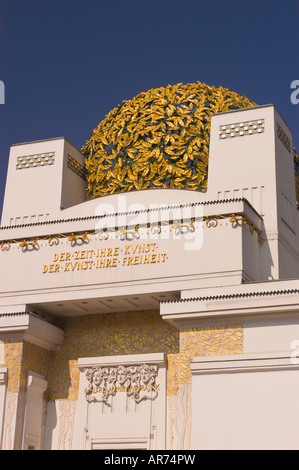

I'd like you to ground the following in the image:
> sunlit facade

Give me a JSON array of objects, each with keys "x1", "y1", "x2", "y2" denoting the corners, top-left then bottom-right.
[{"x1": 0, "y1": 96, "x2": 298, "y2": 449}]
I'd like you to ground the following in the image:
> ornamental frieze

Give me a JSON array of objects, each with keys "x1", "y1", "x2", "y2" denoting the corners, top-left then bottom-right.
[
  {"x1": 0, "y1": 210, "x2": 264, "y2": 253},
  {"x1": 84, "y1": 363, "x2": 159, "y2": 404}
]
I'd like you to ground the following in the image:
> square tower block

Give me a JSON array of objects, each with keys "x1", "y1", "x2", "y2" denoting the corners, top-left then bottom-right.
[
  {"x1": 208, "y1": 105, "x2": 298, "y2": 280},
  {"x1": 1, "y1": 137, "x2": 87, "y2": 227}
]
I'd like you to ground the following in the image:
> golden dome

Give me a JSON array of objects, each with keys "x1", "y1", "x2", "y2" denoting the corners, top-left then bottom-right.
[{"x1": 82, "y1": 82, "x2": 256, "y2": 199}]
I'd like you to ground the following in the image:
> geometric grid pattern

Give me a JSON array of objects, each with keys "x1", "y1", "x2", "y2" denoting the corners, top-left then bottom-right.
[
  {"x1": 67, "y1": 155, "x2": 87, "y2": 181},
  {"x1": 16, "y1": 152, "x2": 55, "y2": 169},
  {"x1": 277, "y1": 122, "x2": 291, "y2": 152},
  {"x1": 219, "y1": 119, "x2": 264, "y2": 139}
]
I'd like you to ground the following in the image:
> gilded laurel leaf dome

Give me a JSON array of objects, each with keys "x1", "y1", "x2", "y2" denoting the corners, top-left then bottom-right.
[{"x1": 82, "y1": 82, "x2": 256, "y2": 199}]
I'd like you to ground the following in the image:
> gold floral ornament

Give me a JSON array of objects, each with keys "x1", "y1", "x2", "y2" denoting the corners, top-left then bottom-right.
[
  {"x1": 68, "y1": 232, "x2": 89, "y2": 246},
  {"x1": 19, "y1": 239, "x2": 39, "y2": 251},
  {"x1": 82, "y1": 82, "x2": 256, "y2": 199},
  {"x1": 0, "y1": 241, "x2": 11, "y2": 252}
]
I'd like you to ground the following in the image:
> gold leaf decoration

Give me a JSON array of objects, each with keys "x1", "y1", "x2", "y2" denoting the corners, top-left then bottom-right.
[
  {"x1": 179, "y1": 324, "x2": 243, "y2": 385},
  {"x1": 46, "y1": 310, "x2": 179, "y2": 400},
  {"x1": 82, "y1": 82, "x2": 256, "y2": 199}
]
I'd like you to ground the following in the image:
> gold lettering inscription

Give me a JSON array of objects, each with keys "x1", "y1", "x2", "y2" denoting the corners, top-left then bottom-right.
[
  {"x1": 53, "y1": 252, "x2": 71, "y2": 262},
  {"x1": 42, "y1": 243, "x2": 168, "y2": 274}
]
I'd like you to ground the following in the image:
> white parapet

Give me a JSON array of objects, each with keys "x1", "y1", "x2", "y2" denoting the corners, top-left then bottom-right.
[
  {"x1": 207, "y1": 105, "x2": 298, "y2": 280},
  {"x1": 1, "y1": 137, "x2": 87, "y2": 228}
]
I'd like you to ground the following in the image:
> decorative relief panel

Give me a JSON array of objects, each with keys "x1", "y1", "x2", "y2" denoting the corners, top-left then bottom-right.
[
  {"x1": 84, "y1": 363, "x2": 159, "y2": 404},
  {"x1": 219, "y1": 119, "x2": 264, "y2": 139},
  {"x1": 16, "y1": 152, "x2": 55, "y2": 170},
  {"x1": 75, "y1": 353, "x2": 166, "y2": 449},
  {"x1": 67, "y1": 155, "x2": 87, "y2": 181},
  {"x1": 47, "y1": 311, "x2": 179, "y2": 401},
  {"x1": 57, "y1": 399, "x2": 77, "y2": 451},
  {"x1": 1, "y1": 392, "x2": 17, "y2": 450},
  {"x1": 277, "y1": 122, "x2": 291, "y2": 152}
]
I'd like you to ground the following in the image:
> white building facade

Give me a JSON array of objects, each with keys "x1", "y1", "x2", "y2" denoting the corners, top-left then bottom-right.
[{"x1": 0, "y1": 104, "x2": 298, "y2": 450}]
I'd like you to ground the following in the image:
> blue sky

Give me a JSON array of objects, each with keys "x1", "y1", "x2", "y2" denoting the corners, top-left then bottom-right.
[{"x1": 0, "y1": 0, "x2": 298, "y2": 213}]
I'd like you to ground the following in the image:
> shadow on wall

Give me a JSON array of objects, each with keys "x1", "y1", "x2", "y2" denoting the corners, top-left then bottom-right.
[{"x1": 260, "y1": 220, "x2": 275, "y2": 281}]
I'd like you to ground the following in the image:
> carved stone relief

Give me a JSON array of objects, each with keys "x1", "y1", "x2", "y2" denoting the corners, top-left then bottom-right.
[{"x1": 84, "y1": 363, "x2": 159, "y2": 404}]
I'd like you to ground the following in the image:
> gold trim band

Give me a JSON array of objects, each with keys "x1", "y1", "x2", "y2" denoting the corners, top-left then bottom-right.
[{"x1": 0, "y1": 213, "x2": 264, "y2": 252}]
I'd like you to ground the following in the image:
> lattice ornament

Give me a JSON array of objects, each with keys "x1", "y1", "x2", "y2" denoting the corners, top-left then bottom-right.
[{"x1": 82, "y1": 82, "x2": 256, "y2": 199}]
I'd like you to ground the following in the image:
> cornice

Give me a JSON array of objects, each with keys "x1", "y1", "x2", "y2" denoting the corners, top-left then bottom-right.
[
  {"x1": 0, "y1": 311, "x2": 47, "y2": 321},
  {"x1": 160, "y1": 288, "x2": 299, "y2": 305},
  {"x1": 0, "y1": 197, "x2": 260, "y2": 231},
  {"x1": 0, "y1": 198, "x2": 264, "y2": 250},
  {"x1": 0, "y1": 311, "x2": 64, "y2": 350},
  {"x1": 160, "y1": 286, "x2": 299, "y2": 327}
]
